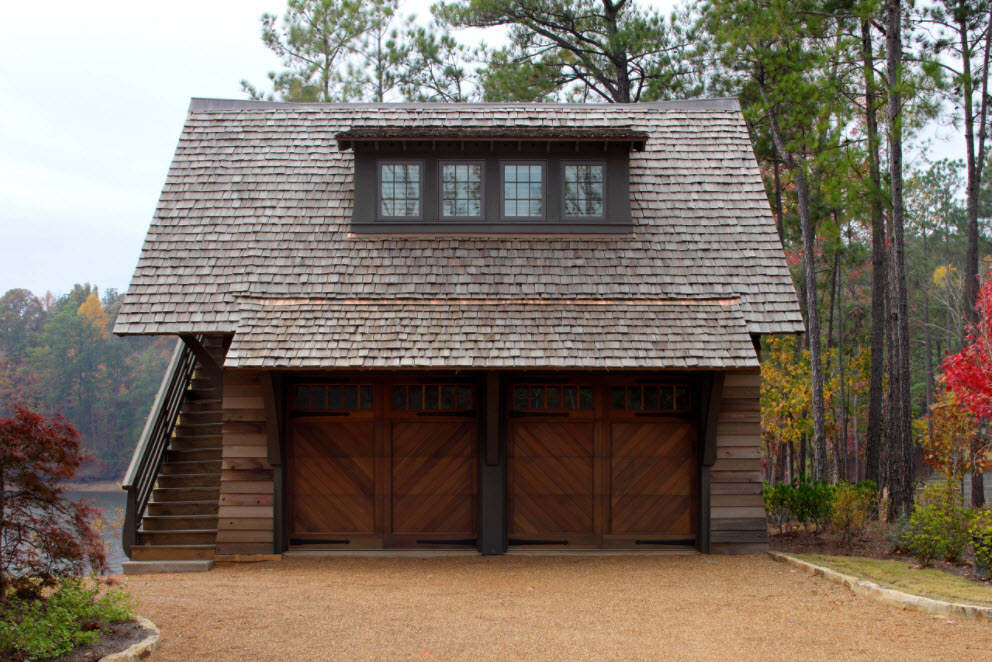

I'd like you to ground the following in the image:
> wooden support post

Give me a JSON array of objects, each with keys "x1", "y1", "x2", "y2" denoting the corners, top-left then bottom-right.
[
  {"x1": 478, "y1": 372, "x2": 506, "y2": 555},
  {"x1": 697, "y1": 372, "x2": 725, "y2": 554},
  {"x1": 261, "y1": 372, "x2": 285, "y2": 554}
]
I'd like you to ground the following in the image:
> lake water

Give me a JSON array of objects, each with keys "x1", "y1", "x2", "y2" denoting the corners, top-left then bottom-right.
[{"x1": 69, "y1": 489, "x2": 128, "y2": 574}]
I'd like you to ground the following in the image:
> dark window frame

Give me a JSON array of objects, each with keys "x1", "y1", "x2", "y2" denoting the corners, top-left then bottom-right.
[
  {"x1": 499, "y1": 160, "x2": 548, "y2": 222},
  {"x1": 438, "y1": 159, "x2": 486, "y2": 221},
  {"x1": 561, "y1": 160, "x2": 607, "y2": 221},
  {"x1": 376, "y1": 159, "x2": 425, "y2": 221}
]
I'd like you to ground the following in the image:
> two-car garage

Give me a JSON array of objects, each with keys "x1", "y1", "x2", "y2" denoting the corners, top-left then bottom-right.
[{"x1": 286, "y1": 375, "x2": 697, "y2": 552}]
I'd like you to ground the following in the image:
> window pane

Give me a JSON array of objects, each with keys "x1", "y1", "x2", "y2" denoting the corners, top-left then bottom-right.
[
  {"x1": 407, "y1": 385, "x2": 423, "y2": 409},
  {"x1": 327, "y1": 385, "x2": 342, "y2": 409},
  {"x1": 360, "y1": 385, "x2": 374, "y2": 410},
  {"x1": 629, "y1": 387, "x2": 642, "y2": 411},
  {"x1": 392, "y1": 386, "x2": 406, "y2": 410},
  {"x1": 564, "y1": 164, "x2": 604, "y2": 217},
  {"x1": 503, "y1": 163, "x2": 544, "y2": 217},
  {"x1": 425, "y1": 385, "x2": 439, "y2": 409},
  {"x1": 514, "y1": 386, "x2": 528, "y2": 410},
  {"x1": 579, "y1": 386, "x2": 594, "y2": 410},
  {"x1": 380, "y1": 163, "x2": 421, "y2": 218},
  {"x1": 563, "y1": 386, "x2": 577, "y2": 410},
  {"x1": 441, "y1": 163, "x2": 483, "y2": 218},
  {"x1": 295, "y1": 385, "x2": 309, "y2": 409},
  {"x1": 547, "y1": 387, "x2": 562, "y2": 409},
  {"x1": 644, "y1": 387, "x2": 659, "y2": 411},
  {"x1": 310, "y1": 385, "x2": 326, "y2": 410},
  {"x1": 457, "y1": 385, "x2": 472, "y2": 410},
  {"x1": 660, "y1": 387, "x2": 675, "y2": 411},
  {"x1": 611, "y1": 387, "x2": 625, "y2": 410},
  {"x1": 441, "y1": 385, "x2": 457, "y2": 410},
  {"x1": 343, "y1": 385, "x2": 358, "y2": 409},
  {"x1": 529, "y1": 386, "x2": 544, "y2": 410}
]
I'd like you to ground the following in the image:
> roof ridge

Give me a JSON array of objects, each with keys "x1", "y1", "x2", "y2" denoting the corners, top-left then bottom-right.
[{"x1": 188, "y1": 97, "x2": 742, "y2": 113}]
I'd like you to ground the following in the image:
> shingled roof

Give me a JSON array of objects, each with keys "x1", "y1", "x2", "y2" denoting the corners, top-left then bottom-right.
[{"x1": 115, "y1": 97, "x2": 803, "y2": 369}]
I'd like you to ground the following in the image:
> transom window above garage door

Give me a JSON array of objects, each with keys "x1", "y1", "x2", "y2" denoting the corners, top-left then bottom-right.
[
  {"x1": 293, "y1": 384, "x2": 374, "y2": 411},
  {"x1": 392, "y1": 383, "x2": 475, "y2": 411},
  {"x1": 512, "y1": 384, "x2": 594, "y2": 412},
  {"x1": 610, "y1": 384, "x2": 691, "y2": 413}
]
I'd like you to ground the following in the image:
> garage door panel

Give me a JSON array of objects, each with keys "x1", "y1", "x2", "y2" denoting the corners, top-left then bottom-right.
[
  {"x1": 509, "y1": 420, "x2": 595, "y2": 538},
  {"x1": 611, "y1": 494, "x2": 694, "y2": 535},
  {"x1": 611, "y1": 422, "x2": 693, "y2": 458},
  {"x1": 611, "y1": 421, "x2": 695, "y2": 537},
  {"x1": 390, "y1": 420, "x2": 476, "y2": 539},
  {"x1": 513, "y1": 422, "x2": 593, "y2": 456},
  {"x1": 392, "y1": 495, "x2": 474, "y2": 534},
  {"x1": 290, "y1": 420, "x2": 376, "y2": 537},
  {"x1": 511, "y1": 492, "x2": 594, "y2": 535}
]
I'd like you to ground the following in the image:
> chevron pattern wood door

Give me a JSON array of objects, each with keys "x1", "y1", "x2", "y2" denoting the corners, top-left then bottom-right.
[
  {"x1": 391, "y1": 421, "x2": 476, "y2": 536},
  {"x1": 610, "y1": 421, "x2": 695, "y2": 536},
  {"x1": 290, "y1": 420, "x2": 376, "y2": 536},
  {"x1": 508, "y1": 421, "x2": 595, "y2": 536}
]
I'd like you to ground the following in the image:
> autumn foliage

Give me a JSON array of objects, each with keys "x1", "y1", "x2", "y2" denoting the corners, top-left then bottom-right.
[
  {"x1": 0, "y1": 407, "x2": 106, "y2": 599},
  {"x1": 943, "y1": 273, "x2": 992, "y2": 419}
]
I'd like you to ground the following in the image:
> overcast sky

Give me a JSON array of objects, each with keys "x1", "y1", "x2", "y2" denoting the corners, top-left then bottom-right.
[{"x1": 0, "y1": 0, "x2": 963, "y2": 299}]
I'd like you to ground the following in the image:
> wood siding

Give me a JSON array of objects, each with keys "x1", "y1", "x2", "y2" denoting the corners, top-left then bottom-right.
[
  {"x1": 710, "y1": 370, "x2": 767, "y2": 554},
  {"x1": 216, "y1": 369, "x2": 275, "y2": 555}
]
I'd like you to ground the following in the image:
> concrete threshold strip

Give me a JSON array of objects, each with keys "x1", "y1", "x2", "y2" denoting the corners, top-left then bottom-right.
[
  {"x1": 769, "y1": 551, "x2": 992, "y2": 621},
  {"x1": 99, "y1": 616, "x2": 160, "y2": 662}
]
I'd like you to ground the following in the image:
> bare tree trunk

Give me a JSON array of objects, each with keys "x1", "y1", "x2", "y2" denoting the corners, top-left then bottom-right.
[
  {"x1": 837, "y1": 251, "x2": 849, "y2": 483},
  {"x1": 886, "y1": 0, "x2": 915, "y2": 517},
  {"x1": 759, "y1": 96, "x2": 828, "y2": 482},
  {"x1": 863, "y1": 19, "x2": 886, "y2": 492}
]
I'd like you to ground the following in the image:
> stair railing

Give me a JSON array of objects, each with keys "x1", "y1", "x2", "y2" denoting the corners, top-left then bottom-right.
[{"x1": 121, "y1": 337, "x2": 200, "y2": 557}]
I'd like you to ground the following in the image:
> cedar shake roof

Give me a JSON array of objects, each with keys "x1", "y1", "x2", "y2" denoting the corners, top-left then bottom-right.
[
  {"x1": 114, "y1": 97, "x2": 803, "y2": 368},
  {"x1": 225, "y1": 299, "x2": 759, "y2": 369}
]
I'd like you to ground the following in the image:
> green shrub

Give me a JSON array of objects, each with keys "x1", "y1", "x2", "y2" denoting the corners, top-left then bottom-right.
[
  {"x1": 888, "y1": 512, "x2": 912, "y2": 553},
  {"x1": 905, "y1": 481, "x2": 973, "y2": 566},
  {"x1": 0, "y1": 578, "x2": 135, "y2": 661},
  {"x1": 970, "y1": 510, "x2": 992, "y2": 575},
  {"x1": 763, "y1": 482, "x2": 792, "y2": 534},
  {"x1": 832, "y1": 481, "x2": 876, "y2": 543},
  {"x1": 763, "y1": 475, "x2": 835, "y2": 534}
]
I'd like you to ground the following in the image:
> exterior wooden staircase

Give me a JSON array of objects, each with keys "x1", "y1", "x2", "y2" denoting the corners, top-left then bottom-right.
[{"x1": 123, "y1": 336, "x2": 226, "y2": 565}]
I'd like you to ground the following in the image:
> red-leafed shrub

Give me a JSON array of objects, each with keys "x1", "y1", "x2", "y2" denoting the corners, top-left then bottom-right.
[{"x1": 0, "y1": 406, "x2": 106, "y2": 600}]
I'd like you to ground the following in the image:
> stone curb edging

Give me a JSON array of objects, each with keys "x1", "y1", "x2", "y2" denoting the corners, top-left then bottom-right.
[
  {"x1": 99, "y1": 616, "x2": 161, "y2": 661},
  {"x1": 769, "y1": 551, "x2": 992, "y2": 620}
]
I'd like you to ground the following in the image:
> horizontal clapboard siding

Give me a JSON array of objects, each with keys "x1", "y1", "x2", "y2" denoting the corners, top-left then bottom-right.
[
  {"x1": 710, "y1": 370, "x2": 767, "y2": 554},
  {"x1": 217, "y1": 369, "x2": 275, "y2": 555}
]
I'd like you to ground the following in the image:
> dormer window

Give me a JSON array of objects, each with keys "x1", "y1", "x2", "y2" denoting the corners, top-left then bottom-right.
[
  {"x1": 378, "y1": 161, "x2": 423, "y2": 220},
  {"x1": 563, "y1": 162, "x2": 605, "y2": 219},
  {"x1": 340, "y1": 127, "x2": 644, "y2": 234},
  {"x1": 501, "y1": 162, "x2": 546, "y2": 220},
  {"x1": 440, "y1": 161, "x2": 484, "y2": 219}
]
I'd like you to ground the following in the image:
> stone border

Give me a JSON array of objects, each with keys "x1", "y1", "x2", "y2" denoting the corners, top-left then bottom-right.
[
  {"x1": 100, "y1": 616, "x2": 161, "y2": 662},
  {"x1": 769, "y1": 551, "x2": 992, "y2": 620}
]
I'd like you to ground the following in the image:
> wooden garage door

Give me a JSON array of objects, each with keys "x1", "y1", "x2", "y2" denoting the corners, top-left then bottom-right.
[
  {"x1": 507, "y1": 383, "x2": 597, "y2": 547},
  {"x1": 288, "y1": 380, "x2": 478, "y2": 549},
  {"x1": 507, "y1": 380, "x2": 696, "y2": 549}
]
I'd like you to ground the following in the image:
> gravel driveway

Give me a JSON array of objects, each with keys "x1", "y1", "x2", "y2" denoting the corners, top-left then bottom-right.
[{"x1": 124, "y1": 553, "x2": 992, "y2": 661}]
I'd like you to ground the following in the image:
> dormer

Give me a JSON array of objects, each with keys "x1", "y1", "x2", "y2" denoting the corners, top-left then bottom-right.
[{"x1": 337, "y1": 126, "x2": 646, "y2": 234}]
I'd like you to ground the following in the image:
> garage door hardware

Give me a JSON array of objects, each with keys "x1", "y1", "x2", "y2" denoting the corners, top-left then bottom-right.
[{"x1": 289, "y1": 411, "x2": 350, "y2": 418}]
